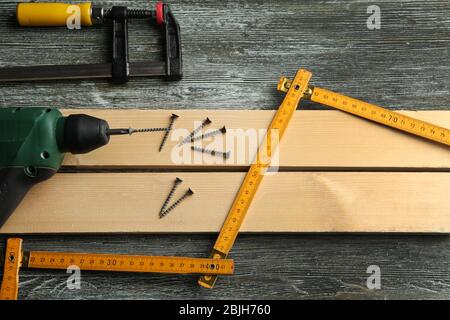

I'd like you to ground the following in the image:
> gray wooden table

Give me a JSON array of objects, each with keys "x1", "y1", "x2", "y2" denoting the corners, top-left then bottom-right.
[{"x1": 0, "y1": 0, "x2": 449, "y2": 299}]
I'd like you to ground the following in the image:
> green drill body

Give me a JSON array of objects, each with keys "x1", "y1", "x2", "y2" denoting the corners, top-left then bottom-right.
[
  {"x1": 0, "y1": 107, "x2": 157, "y2": 227},
  {"x1": 0, "y1": 108, "x2": 66, "y2": 171}
]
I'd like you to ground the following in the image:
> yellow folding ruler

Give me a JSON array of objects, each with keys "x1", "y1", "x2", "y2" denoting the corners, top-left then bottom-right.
[
  {"x1": 0, "y1": 238, "x2": 234, "y2": 300},
  {"x1": 280, "y1": 78, "x2": 450, "y2": 146},
  {"x1": 199, "y1": 67, "x2": 450, "y2": 289},
  {"x1": 198, "y1": 69, "x2": 313, "y2": 288}
]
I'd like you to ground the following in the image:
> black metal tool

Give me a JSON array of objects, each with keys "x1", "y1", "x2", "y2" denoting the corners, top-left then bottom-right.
[
  {"x1": 0, "y1": 1, "x2": 182, "y2": 84},
  {"x1": 0, "y1": 107, "x2": 167, "y2": 227}
]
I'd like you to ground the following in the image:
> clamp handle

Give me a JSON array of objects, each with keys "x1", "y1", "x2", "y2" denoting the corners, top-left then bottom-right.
[
  {"x1": 13, "y1": 2, "x2": 182, "y2": 82},
  {"x1": 17, "y1": 2, "x2": 93, "y2": 27},
  {"x1": 163, "y1": 3, "x2": 183, "y2": 80}
]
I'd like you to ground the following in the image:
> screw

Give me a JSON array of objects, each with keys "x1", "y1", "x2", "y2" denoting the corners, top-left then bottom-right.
[
  {"x1": 159, "y1": 114, "x2": 179, "y2": 152},
  {"x1": 190, "y1": 126, "x2": 226, "y2": 143},
  {"x1": 191, "y1": 146, "x2": 231, "y2": 159},
  {"x1": 103, "y1": 9, "x2": 154, "y2": 20},
  {"x1": 160, "y1": 188, "x2": 194, "y2": 219},
  {"x1": 179, "y1": 118, "x2": 212, "y2": 146},
  {"x1": 159, "y1": 177, "x2": 183, "y2": 216}
]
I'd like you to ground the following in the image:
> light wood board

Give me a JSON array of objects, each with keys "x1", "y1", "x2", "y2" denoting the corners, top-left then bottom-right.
[
  {"x1": 2, "y1": 0, "x2": 449, "y2": 299},
  {"x1": 62, "y1": 110, "x2": 450, "y2": 169},
  {"x1": 1, "y1": 172, "x2": 448, "y2": 234}
]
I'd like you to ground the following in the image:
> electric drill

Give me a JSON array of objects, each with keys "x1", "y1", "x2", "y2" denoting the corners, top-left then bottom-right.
[{"x1": 0, "y1": 107, "x2": 166, "y2": 227}]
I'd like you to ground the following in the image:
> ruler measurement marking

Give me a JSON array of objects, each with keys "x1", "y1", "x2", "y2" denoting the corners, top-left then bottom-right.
[
  {"x1": 312, "y1": 87, "x2": 449, "y2": 146},
  {"x1": 0, "y1": 236, "x2": 234, "y2": 300},
  {"x1": 0, "y1": 239, "x2": 22, "y2": 300},
  {"x1": 26, "y1": 251, "x2": 233, "y2": 275},
  {"x1": 198, "y1": 70, "x2": 313, "y2": 288}
]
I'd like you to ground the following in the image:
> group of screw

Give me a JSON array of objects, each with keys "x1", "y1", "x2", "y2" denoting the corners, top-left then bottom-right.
[
  {"x1": 179, "y1": 117, "x2": 212, "y2": 146},
  {"x1": 180, "y1": 117, "x2": 230, "y2": 159},
  {"x1": 158, "y1": 116, "x2": 230, "y2": 218},
  {"x1": 160, "y1": 177, "x2": 194, "y2": 219}
]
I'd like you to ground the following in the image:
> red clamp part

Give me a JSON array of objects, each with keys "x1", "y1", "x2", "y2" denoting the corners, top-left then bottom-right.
[{"x1": 155, "y1": 1, "x2": 164, "y2": 25}]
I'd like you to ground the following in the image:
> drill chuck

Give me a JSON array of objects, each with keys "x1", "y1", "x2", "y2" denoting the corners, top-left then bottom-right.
[
  {"x1": 60, "y1": 114, "x2": 111, "y2": 154},
  {"x1": 0, "y1": 107, "x2": 164, "y2": 228}
]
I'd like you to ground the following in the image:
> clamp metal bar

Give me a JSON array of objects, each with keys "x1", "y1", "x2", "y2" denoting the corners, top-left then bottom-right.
[{"x1": 0, "y1": 2, "x2": 182, "y2": 84}]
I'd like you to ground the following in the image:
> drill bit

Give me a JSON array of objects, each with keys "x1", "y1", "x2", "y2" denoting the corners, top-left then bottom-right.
[
  {"x1": 107, "y1": 127, "x2": 170, "y2": 136},
  {"x1": 160, "y1": 188, "x2": 194, "y2": 219}
]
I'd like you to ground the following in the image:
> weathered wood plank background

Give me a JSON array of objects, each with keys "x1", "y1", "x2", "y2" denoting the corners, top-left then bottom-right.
[{"x1": 0, "y1": 0, "x2": 449, "y2": 299}]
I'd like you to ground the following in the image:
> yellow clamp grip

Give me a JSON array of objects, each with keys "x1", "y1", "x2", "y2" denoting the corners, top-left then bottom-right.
[{"x1": 17, "y1": 2, "x2": 93, "y2": 27}]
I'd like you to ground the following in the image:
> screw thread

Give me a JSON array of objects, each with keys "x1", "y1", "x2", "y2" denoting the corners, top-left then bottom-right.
[
  {"x1": 160, "y1": 189, "x2": 194, "y2": 218},
  {"x1": 191, "y1": 146, "x2": 230, "y2": 159},
  {"x1": 128, "y1": 9, "x2": 154, "y2": 19},
  {"x1": 103, "y1": 9, "x2": 155, "y2": 20},
  {"x1": 159, "y1": 178, "x2": 182, "y2": 215},
  {"x1": 133, "y1": 127, "x2": 170, "y2": 133},
  {"x1": 159, "y1": 114, "x2": 179, "y2": 152},
  {"x1": 191, "y1": 126, "x2": 226, "y2": 142},
  {"x1": 179, "y1": 118, "x2": 212, "y2": 146}
]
